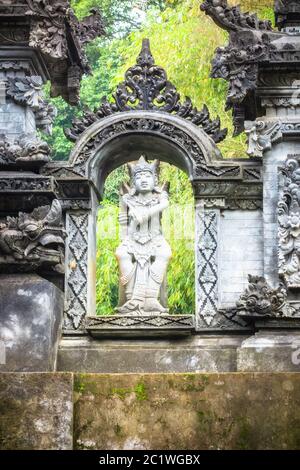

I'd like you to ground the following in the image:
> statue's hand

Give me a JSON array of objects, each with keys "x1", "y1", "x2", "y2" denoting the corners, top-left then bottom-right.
[{"x1": 130, "y1": 208, "x2": 145, "y2": 225}]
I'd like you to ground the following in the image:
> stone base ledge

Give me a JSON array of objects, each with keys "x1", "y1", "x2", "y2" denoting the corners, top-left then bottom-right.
[
  {"x1": 58, "y1": 335, "x2": 247, "y2": 373},
  {"x1": 85, "y1": 314, "x2": 195, "y2": 338}
]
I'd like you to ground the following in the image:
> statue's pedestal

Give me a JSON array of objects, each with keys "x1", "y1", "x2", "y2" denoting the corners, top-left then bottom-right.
[
  {"x1": 85, "y1": 314, "x2": 194, "y2": 338},
  {"x1": 57, "y1": 334, "x2": 247, "y2": 373},
  {"x1": 237, "y1": 329, "x2": 300, "y2": 372},
  {"x1": 0, "y1": 274, "x2": 64, "y2": 371}
]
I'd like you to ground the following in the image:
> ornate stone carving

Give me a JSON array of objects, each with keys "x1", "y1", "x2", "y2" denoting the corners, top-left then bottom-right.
[
  {"x1": 0, "y1": 199, "x2": 65, "y2": 273},
  {"x1": 6, "y1": 76, "x2": 57, "y2": 134},
  {"x1": 69, "y1": 8, "x2": 105, "y2": 48},
  {"x1": 66, "y1": 39, "x2": 227, "y2": 144},
  {"x1": 0, "y1": 61, "x2": 31, "y2": 75},
  {"x1": 198, "y1": 198, "x2": 226, "y2": 209},
  {"x1": 193, "y1": 182, "x2": 263, "y2": 199},
  {"x1": 225, "y1": 199, "x2": 263, "y2": 211},
  {"x1": 200, "y1": 0, "x2": 300, "y2": 134},
  {"x1": 196, "y1": 209, "x2": 218, "y2": 327},
  {"x1": 236, "y1": 275, "x2": 298, "y2": 318},
  {"x1": 200, "y1": 0, "x2": 273, "y2": 32},
  {"x1": 198, "y1": 197, "x2": 262, "y2": 211},
  {"x1": 85, "y1": 315, "x2": 194, "y2": 337},
  {"x1": 0, "y1": 175, "x2": 53, "y2": 192},
  {"x1": 0, "y1": 134, "x2": 50, "y2": 168},
  {"x1": 60, "y1": 200, "x2": 91, "y2": 211},
  {"x1": 27, "y1": 1, "x2": 69, "y2": 60},
  {"x1": 25, "y1": 1, "x2": 105, "y2": 61},
  {"x1": 115, "y1": 156, "x2": 171, "y2": 315},
  {"x1": 245, "y1": 120, "x2": 283, "y2": 158},
  {"x1": 242, "y1": 167, "x2": 262, "y2": 181},
  {"x1": 210, "y1": 33, "x2": 273, "y2": 136},
  {"x1": 0, "y1": 1, "x2": 105, "y2": 105},
  {"x1": 58, "y1": 117, "x2": 236, "y2": 180},
  {"x1": 278, "y1": 155, "x2": 300, "y2": 288},
  {"x1": 64, "y1": 212, "x2": 88, "y2": 330}
]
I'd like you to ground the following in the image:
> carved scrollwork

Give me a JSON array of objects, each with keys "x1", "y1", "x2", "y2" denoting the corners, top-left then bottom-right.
[
  {"x1": 65, "y1": 117, "x2": 235, "y2": 180},
  {"x1": 210, "y1": 32, "x2": 275, "y2": 135},
  {"x1": 68, "y1": 7, "x2": 105, "y2": 48},
  {"x1": 66, "y1": 39, "x2": 227, "y2": 144},
  {"x1": 0, "y1": 177, "x2": 52, "y2": 192},
  {"x1": 0, "y1": 134, "x2": 50, "y2": 168},
  {"x1": 6, "y1": 76, "x2": 57, "y2": 134},
  {"x1": 0, "y1": 199, "x2": 66, "y2": 273},
  {"x1": 0, "y1": 1, "x2": 105, "y2": 105},
  {"x1": 236, "y1": 275, "x2": 298, "y2": 318},
  {"x1": 245, "y1": 120, "x2": 283, "y2": 158},
  {"x1": 200, "y1": 0, "x2": 300, "y2": 135},
  {"x1": 278, "y1": 156, "x2": 300, "y2": 288},
  {"x1": 200, "y1": 0, "x2": 273, "y2": 32},
  {"x1": 25, "y1": 1, "x2": 105, "y2": 60}
]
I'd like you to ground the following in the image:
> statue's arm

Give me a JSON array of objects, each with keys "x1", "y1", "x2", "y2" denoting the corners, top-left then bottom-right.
[
  {"x1": 118, "y1": 194, "x2": 129, "y2": 225},
  {"x1": 147, "y1": 191, "x2": 169, "y2": 218}
]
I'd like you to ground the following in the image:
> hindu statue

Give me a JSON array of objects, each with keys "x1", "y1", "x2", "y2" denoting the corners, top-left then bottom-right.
[{"x1": 115, "y1": 156, "x2": 172, "y2": 315}]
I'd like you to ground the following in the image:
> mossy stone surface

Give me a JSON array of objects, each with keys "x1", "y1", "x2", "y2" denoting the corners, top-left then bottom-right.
[
  {"x1": 0, "y1": 373, "x2": 73, "y2": 450},
  {"x1": 1, "y1": 372, "x2": 300, "y2": 450},
  {"x1": 74, "y1": 373, "x2": 300, "y2": 450}
]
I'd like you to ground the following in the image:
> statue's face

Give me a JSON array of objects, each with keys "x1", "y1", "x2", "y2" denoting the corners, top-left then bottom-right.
[{"x1": 134, "y1": 170, "x2": 155, "y2": 193}]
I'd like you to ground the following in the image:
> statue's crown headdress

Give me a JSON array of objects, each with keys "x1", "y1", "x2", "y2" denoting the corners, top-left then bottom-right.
[{"x1": 128, "y1": 156, "x2": 159, "y2": 178}]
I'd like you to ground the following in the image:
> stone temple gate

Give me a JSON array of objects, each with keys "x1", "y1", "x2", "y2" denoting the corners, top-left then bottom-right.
[{"x1": 1, "y1": 0, "x2": 300, "y2": 376}]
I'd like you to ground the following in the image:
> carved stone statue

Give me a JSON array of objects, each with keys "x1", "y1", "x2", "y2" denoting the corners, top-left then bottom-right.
[
  {"x1": 0, "y1": 199, "x2": 66, "y2": 272},
  {"x1": 115, "y1": 156, "x2": 172, "y2": 315}
]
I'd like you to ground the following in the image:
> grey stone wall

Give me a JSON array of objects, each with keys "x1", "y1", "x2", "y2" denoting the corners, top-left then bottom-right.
[{"x1": 218, "y1": 210, "x2": 264, "y2": 307}]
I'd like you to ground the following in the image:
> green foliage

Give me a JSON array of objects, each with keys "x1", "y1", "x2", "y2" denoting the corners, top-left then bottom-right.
[{"x1": 96, "y1": 201, "x2": 119, "y2": 315}]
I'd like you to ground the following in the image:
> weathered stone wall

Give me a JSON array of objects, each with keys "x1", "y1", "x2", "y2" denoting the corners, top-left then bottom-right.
[
  {"x1": 0, "y1": 373, "x2": 73, "y2": 450},
  {"x1": 1, "y1": 372, "x2": 300, "y2": 450},
  {"x1": 0, "y1": 275, "x2": 64, "y2": 372}
]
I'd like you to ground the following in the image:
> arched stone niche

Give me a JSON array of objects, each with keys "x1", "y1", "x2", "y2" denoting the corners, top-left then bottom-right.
[
  {"x1": 44, "y1": 40, "x2": 264, "y2": 335},
  {"x1": 69, "y1": 110, "x2": 226, "y2": 190}
]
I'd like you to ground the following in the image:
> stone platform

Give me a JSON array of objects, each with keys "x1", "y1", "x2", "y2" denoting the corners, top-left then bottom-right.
[
  {"x1": 58, "y1": 335, "x2": 247, "y2": 373},
  {"x1": 1, "y1": 372, "x2": 300, "y2": 450}
]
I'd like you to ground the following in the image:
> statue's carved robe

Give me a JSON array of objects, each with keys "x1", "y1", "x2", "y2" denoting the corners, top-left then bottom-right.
[{"x1": 116, "y1": 186, "x2": 171, "y2": 312}]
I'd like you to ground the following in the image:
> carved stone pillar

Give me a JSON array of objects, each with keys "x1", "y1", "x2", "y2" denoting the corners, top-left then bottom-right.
[
  {"x1": 200, "y1": 0, "x2": 300, "y2": 368},
  {"x1": 64, "y1": 210, "x2": 90, "y2": 333},
  {"x1": 0, "y1": 2, "x2": 105, "y2": 371},
  {"x1": 245, "y1": 78, "x2": 300, "y2": 288},
  {"x1": 195, "y1": 200, "x2": 220, "y2": 330},
  {"x1": 193, "y1": 177, "x2": 263, "y2": 332}
]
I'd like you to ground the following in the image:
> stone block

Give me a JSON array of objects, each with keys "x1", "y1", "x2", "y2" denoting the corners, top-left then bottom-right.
[
  {"x1": 0, "y1": 274, "x2": 64, "y2": 371},
  {"x1": 0, "y1": 373, "x2": 73, "y2": 450},
  {"x1": 237, "y1": 331, "x2": 300, "y2": 372},
  {"x1": 57, "y1": 335, "x2": 246, "y2": 373}
]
